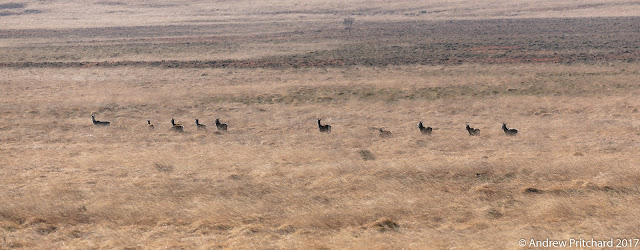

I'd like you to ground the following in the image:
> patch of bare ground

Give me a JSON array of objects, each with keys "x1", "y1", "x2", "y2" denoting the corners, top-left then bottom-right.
[{"x1": 1, "y1": 17, "x2": 639, "y2": 65}]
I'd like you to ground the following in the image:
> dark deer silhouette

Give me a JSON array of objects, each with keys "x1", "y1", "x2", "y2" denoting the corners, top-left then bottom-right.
[
  {"x1": 215, "y1": 118, "x2": 227, "y2": 131},
  {"x1": 318, "y1": 119, "x2": 331, "y2": 133},
  {"x1": 502, "y1": 123, "x2": 518, "y2": 136},
  {"x1": 91, "y1": 115, "x2": 110, "y2": 127},
  {"x1": 171, "y1": 118, "x2": 184, "y2": 133},
  {"x1": 466, "y1": 124, "x2": 480, "y2": 136},
  {"x1": 418, "y1": 121, "x2": 432, "y2": 135},
  {"x1": 195, "y1": 119, "x2": 207, "y2": 131}
]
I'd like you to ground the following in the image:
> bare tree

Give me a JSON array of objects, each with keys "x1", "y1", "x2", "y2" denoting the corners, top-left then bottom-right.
[{"x1": 343, "y1": 17, "x2": 355, "y2": 36}]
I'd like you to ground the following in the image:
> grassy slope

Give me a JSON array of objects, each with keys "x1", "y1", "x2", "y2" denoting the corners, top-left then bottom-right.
[{"x1": 2, "y1": 64, "x2": 639, "y2": 248}]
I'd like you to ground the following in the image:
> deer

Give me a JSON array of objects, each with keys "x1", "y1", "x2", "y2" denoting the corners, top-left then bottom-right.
[
  {"x1": 418, "y1": 121, "x2": 432, "y2": 135},
  {"x1": 91, "y1": 115, "x2": 110, "y2": 127},
  {"x1": 195, "y1": 119, "x2": 207, "y2": 131},
  {"x1": 466, "y1": 124, "x2": 480, "y2": 136},
  {"x1": 215, "y1": 118, "x2": 227, "y2": 131},
  {"x1": 171, "y1": 118, "x2": 184, "y2": 133},
  {"x1": 318, "y1": 119, "x2": 331, "y2": 133},
  {"x1": 502, "y1": 123, "x2": 518, "y2": 136}
]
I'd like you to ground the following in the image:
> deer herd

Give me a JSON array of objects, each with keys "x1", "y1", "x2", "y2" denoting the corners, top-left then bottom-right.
[{"x1": 92, "y1": 115, "x2": 518, "y2": 137}]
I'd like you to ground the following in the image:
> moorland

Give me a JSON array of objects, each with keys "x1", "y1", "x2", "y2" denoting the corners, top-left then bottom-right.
[{"x1": 1, "y1": 0, "x2": 640, "y2": 248}]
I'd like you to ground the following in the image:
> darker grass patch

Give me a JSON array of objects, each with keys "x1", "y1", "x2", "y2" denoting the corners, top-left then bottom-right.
[
  {"x1": 0, "y1": 4, "x2": 41, "y2": 17},
  {"x1": 228, "y1": 174, "x2": 243, "y2": 180},
  {"x1": 154, "y1": 162, "x2": 174, "y2": 173},
  {"x1": 3, "y1": 223, "x2": 18, "y2": 232},
  {"x1": 189, "y1": 220, "x2": 232, "y2": 235},
  {"x1": 364, "y1": 217, "x2": 400, "y2": 232},
  {"x1": 275, "y1": 224, "x2": 296, "y2": 234},
  {"x1": 487, "y1": 208, "x2": 504, "y2": 219},
  {"x1": 358, "y1": 149, "x2": 375, "y2": 161},
  {"x1": 523, "y1": 187, "x2": 543, "y2": 194},
  {"x1": 23, "y1": 9, "x2": 40, "y2": 14},
  {"x1": 96, "y1": 1, "x2": 126, "y2": 6},
  {"x1": 199, "y1": 81, "x2": 623, "y2": 105},
  {"x1": 0, "y1": 3, "x2": 25, "y2": 9},
  {"x1": 69, "y1": 230, "x2": 86, "y2": 238},
  {"x1": 36, "y1": 225, "x2": 57, "y2": 235}
]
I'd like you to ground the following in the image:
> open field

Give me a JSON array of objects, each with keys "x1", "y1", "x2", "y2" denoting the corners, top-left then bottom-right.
[{"x1": 2, "y1": 0, "x2": 640, "y2": 249}]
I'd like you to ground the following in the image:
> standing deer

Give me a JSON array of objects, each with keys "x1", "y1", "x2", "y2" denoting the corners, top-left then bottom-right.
[
  {"x1": 171, "y1": 118, "x2": 184, "y2": 133},
  {"x1": 502, "y1": 123, "x2": 518, "y2": 136},
  {"x1": 215, "y1": 118, "x2": 227, "y2": 131},
  {"x1": 196, "y1": 119, "x2": 207, "y2": 131},
  {"x1": 466, "y1": 124, "x2": 480, "y2": 136},
  {"x1": 318, "y1": 119, "x2": 331, "y2": 133},
  {"x1": 418, "y1": 121, "x2": 432, "y2": 135}
]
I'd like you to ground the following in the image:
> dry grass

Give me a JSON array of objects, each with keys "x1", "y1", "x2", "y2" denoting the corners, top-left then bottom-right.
[
  {"x1": 1, "y1": 0, "x2": 640, "y2": 30},
  {"x1": 1, "y1": 63, "x2": 640, "y2": 248},
  {"x1": 2, "y1": 0, "x2": 640, "y2": 249}
]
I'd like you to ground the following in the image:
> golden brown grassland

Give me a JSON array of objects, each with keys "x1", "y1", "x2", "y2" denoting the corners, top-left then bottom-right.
[{"x1": 1, "y1": 0, "x2": 640, "y2": 249}]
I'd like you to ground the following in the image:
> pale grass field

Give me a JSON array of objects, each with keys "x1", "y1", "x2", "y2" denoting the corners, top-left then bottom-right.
[
  {"x1": 1, "y1": 63, "x2": 640, "y2": 248},
  {"x1": 2, "y1": 0, "x2": 640, "y2": 62},
  {"x1": 2, "y1": 0, "x2": 640, "y2": 30}
]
